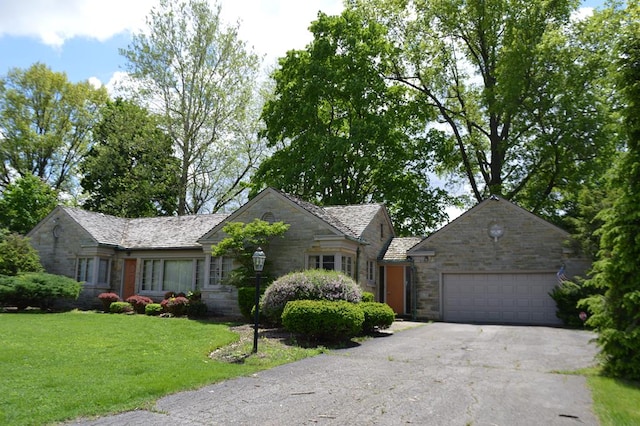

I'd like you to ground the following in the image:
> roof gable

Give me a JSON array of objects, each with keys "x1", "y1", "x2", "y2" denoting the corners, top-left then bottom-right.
[{"x1": 409, "y1": 195, "x2": 569, "y2": 253}]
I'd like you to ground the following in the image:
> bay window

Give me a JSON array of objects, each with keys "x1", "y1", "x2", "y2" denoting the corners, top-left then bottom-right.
[{"x1": 308, "y1": 253, "x2": 354, "y2": 277}]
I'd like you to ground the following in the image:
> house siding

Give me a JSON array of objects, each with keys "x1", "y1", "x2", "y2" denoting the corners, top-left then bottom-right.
[{"x1": 409, "y1": 198, "x2": 591, "y2": 320}]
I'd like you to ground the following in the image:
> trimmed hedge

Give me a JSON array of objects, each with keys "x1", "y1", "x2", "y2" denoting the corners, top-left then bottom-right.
[
  {"x1": 145, "y1": 303, "x2": 163, "y2": 316},
  {"x1": 282, "y1": 300, "x2": 364, "y2": 341},
  {"x1": 110, "y1": 301, "x2": 134, "y2": 314},
  {"x1": 0, "y1": 273, "x2": 81, "y2": 310},
  {"x1": 360, "y1": 302, "x2": 395, "y2": 333},
  {"x1": 361, "y1": 291, "x2": 375, "y2": 303},
  {"x1": 261, "y1": 270, "x2": 362, "y2": 325}
]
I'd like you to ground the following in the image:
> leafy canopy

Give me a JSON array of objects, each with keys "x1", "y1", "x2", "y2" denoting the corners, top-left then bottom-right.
[{"x1": 0, "y1": 173, "x2": 58, "y2": 234}]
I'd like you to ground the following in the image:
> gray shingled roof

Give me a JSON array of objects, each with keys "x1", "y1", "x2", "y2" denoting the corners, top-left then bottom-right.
[
  {"x1": 276, "y1": 190, "x2": 382, "y2": 239},
  {"x1": 62, "y1": 206, "x2": 228, "y2": 249},
  {"x1": 382, "y1": 237, "x2": 423, "y2": 261}
]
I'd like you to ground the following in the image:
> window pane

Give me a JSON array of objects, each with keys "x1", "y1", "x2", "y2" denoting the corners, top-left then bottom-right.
[
  {"x1": 341, "y1": 256, "x2": 353, "y2": 277},
  {"x1": 163, "y1": 260, "x2": 192, "y2": 293},
  {"x1": 142, "y1": 260, "x2": 161, "y2": 291},
  {"x1": 221, "y1": 257, "x2": 233, "y2": 283},
  {"x1": 195, "y1": 259, "x2": 204, "y2": 289},
  {"x1": 322, "y1": 255, "x2": 335, "y2": 271},
  {"x1": 97, "y1": 259, "x2": 109, "y2": 284}
]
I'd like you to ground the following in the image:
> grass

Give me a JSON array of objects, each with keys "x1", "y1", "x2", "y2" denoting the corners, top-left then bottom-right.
[
  {"x1": 558, "y1": 367, "x2": 640, "y2": 425},
  {"x1": 0, "y1": 311, "x2": 324, "y2": 425}
]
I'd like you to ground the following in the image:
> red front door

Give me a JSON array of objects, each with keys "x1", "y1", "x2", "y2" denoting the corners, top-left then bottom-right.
[
  {"x1": 386, "y1": 265, "x2": 405, "y2": 315},
  {"x1": 123, "y1": 259, "x2": 137, "y2": 299}
]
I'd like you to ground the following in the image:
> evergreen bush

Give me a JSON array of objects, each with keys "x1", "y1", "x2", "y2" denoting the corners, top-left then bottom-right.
[
  {"x1": 0, "y1": 273, "x2": 81, "y2": 310},
  {"x1": 109, "y1": 301, "x2": 134, "y2": 314},
  {"x1": 145, "y1": 303, "x2": 163, "y2": 316},
  {"x1": 359, "y1": 302, "x2": 395, "y2": 333},
  {"x1": 261, "y1": 270, "x2": 362, "y2": 325},
  {"x1": 282, "y1": 300, "x2": 364, "y2": 341},
  {"x1": 549, "y1": 278, "x2": 602, "y2": 327}
]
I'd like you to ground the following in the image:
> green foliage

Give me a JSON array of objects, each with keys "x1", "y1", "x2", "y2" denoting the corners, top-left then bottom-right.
[
  {"x1": 0, "y1": 174, "x2": 59, "y2": 234},
  {"x1": 584, "y1": 2, "x2": 640, "y2": 381},
  {"x1": 361, "y1": 292, "x2": 375, "y2": 303},
  {"x1": 254, "y1": 10, "x2": 450, "y2": 235},
  {"x1": 125, "y1": 295, "x2": 154, "y2": 314},
  {"x1": 359, "y1": 302, "x2": 395, "y2": 333},
  {"x1": 0, "y1": 272, "x2": 81, "y2": 310},
  {"x1": 238, "y1": 286, "x2": 266, "y2": 320},
  {"x1": 120, "y1": 0, "x2": 263, "y2": 214},
  {"x1": 81, "y1": 98, "x2": 180, "y2": 217},
  {"x1": 282, "y1": 300, "x2": 364, "y2": 341},
  {"x1": 549, "y1": 278, "x2": 603, "y2": 327},
  {"x1": 0, "y1": 62, "x2": 108, "y2": 194},
  {"x1": 186, "y1": 300, "x2": 208, "y2": 318},
  {"x1": 210, "y1": 219, "x2": 290, "y2": 287},
  {"x1": 145, "y1": 303, "x2": 163, "y2": 316},
  {"x1": 0, "y1": 230, "x2": 43, "y2": 276},
  {"x1": 260, "y1": 269, "x2": 362, "y2": 326},
  {"x1": 110, "y1": 302, "x2": 134, "y2": 314}
]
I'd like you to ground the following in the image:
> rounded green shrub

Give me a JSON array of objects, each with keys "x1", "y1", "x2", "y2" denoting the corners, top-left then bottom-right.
[
  {"x1": 110, "y1": 301, "x2": 134, "y2": 314},
  {"x1": 282, "y1": 300, "x2": 364, "y2": 341},
  {"x1": 145, "y1": 303, "x2": 163, "y2": 316},
  {"x1": 0, "y1": 273, "x2": 81, "y2": 310},
  {"x1": 361, "y1": 291, "x2": 375, "y2": 303},
  {"x1": 360, "y1": 302, "x2": 395, "y2": 333},
  {"x1": 261, "y1": 270, "x2": 362, "y2": 325}
]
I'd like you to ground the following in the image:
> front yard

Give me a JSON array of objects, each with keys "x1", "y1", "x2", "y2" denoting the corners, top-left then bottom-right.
[{"x1": 0, "y1": 311, "x2": 322, "y2": 425}]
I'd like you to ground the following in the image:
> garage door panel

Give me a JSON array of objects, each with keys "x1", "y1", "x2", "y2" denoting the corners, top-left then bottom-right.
[{"x1": 443, "y1": 273, "x2": 561, "y2": 325}]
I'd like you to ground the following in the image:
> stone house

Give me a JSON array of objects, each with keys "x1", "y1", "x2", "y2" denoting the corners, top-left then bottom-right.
[{"x1": 28, "y1": 189, "x2": 591, "y2": 324}]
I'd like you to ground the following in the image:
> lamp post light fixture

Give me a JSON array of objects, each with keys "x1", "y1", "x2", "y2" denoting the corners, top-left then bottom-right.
[{"x1": 252, "y1": 247, "x2": 266, "y2": 353}]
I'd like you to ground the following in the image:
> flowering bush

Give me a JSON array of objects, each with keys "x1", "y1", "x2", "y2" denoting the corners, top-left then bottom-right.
[
  {"x1": 261, "y1": 270, "x2": 362, "y2": 325},
  {"x1": 98, "y1": 292, "x2": 120, "y2": 313},
  {"x1": 125, "y1": 295, "x2": 154, "y2": 314},
  {"x1": 161, "y1": 296, "x2": 189, "y2": 316}
]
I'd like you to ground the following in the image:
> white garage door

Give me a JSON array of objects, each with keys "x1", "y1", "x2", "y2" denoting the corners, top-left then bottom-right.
[{"x1": 443, "y1": 273, "x2": 561, "y2": 325}]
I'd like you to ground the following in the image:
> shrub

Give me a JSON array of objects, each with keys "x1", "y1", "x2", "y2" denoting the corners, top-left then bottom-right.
[
  {"x1": 98, "y1": 292, "x2": 121, "y2": 313},
  {"x1": 125, "y1": 295, "x2": 154, "y2": 314},
  {"x1": 110, "y1": 301, "x2": 134, "y2": 314},
  {"x1": 549, "y1": 278, "x2": 603, "y2": 327},
  {"x1": 186, "y1": 300, "x2": 208, "y2": 318},
  {"x1": 0, "y1": 231, "x2": 43, "y2": 276},
  {"x1": 360, "y1": 302, "x2": 395, "y2": 333},
  {"x1": 164, "y1": 291, "x2": 177, "y2": 299},
  {"x1": 361, "y1": 292, "x2": 375, "y2": 303},
  {"x1": 161, "y1": 296, "x2": 189, "y2": 316},
  {"x1": 0, "y1": 272, "x2": 81, "y2": 310},
  {"x1": 145, "y1": 303, "x2": 163, "y2": 316},
  {"x1": 282, "y1": 300, "x2": 364, "y2": 341},
  {"x1": 261, "y1": 270, "x2": 362, "y2": 325},
  {"x1": 238, "y1": 286, "x2": 266, "y2": 320}
]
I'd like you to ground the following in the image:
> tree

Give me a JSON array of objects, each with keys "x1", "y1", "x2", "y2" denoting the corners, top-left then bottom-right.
[
  {"x1": 582, "y1": 1, "x2": 640, "y2": 380},
  {"x1": 351, "y1": 0, "x2": 616, "y2": 218},
  {"x1": 120, "y1": 0, "x2": 264, "y2": 215},
  {"x1": 0, "y1": 62, "x2": 108, "y2": 194},
  {"x1": 210, "y1": 219, "x2": 289, "y2": 287},
  {"x1": 81, "y1": 99, "x2": 180, "y2": 217},
  {"x1": 254, "y1": 10, "x2": 451, "y2": 235},
  {"x1": 0, "y1": 230, "x2": 43, "y2": 276},
  {"x1": 0, "y1": 174, "x2": 58, "y2": 234}
]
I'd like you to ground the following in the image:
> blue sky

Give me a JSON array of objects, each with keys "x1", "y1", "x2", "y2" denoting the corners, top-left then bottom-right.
[{"x1": 0, "y1": 0, "x2": 608, "y2": 90}]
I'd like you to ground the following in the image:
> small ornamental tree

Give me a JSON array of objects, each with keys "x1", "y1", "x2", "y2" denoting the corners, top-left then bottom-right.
[
  {"x1": 210, "y1": 219, "x2": 289, "y2": 287},
  {"x1": 0, "y1": 230, "x2": 43, "y2": 276}
]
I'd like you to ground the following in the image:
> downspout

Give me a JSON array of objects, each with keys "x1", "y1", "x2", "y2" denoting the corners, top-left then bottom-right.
[{"x1": 408, "y1": 257, "x2": 417, "y2": 321}]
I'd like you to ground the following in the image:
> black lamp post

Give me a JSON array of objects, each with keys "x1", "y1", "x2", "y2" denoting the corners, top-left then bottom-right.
[{"x1": 252, "y1": 247, "x2": 266, "y2": 353}]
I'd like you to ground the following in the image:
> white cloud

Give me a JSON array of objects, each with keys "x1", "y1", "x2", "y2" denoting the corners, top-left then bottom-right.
[{"x1": 0, "y1": 0, "x2": 155, "y2": 47}]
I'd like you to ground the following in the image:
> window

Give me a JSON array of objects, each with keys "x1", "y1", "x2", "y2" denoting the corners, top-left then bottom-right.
[
  {"x1": 76, "y1": 258, "x2": 93, "y2": 283},
  {"x1": 209, "y1": 257, "x2": 233, "y2": 286},
  {"x1": 308, "y1": 254, "x2": 354, "y2": 277},
  {"x1": 76, "y1": 257, "x2": 110, "y2": 285},
  {"x1": 341, "y1": 256, "x2": 353, "y2": 277},
  {"x1": 367, "y1": 260, "x2": 375, "y2": 282},
  {"x1": 141, "y1": 258, "x2": 204, "y2": 293}
]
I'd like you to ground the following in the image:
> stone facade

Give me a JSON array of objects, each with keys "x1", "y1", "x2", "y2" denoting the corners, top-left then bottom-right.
[{"x1": 407, "y1": 197, "x2": 592, "y2": 320}]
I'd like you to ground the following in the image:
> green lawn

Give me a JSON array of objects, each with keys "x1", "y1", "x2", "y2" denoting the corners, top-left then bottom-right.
[
  {"x1": 586, "y1": 370, "x2": 640, "y2": 425},
  {"x1": 0, "y1": 311, "x2": 321, "y2": 425}
]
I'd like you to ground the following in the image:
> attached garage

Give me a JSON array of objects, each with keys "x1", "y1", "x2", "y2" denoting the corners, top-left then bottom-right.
[{"x1": 442, "y1": 272, "x2": 561, "y2": 325}]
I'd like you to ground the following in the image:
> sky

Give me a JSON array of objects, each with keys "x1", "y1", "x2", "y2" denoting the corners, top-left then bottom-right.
[{"x1": 0, "y1": 0, "x2": 607, "y2": 91}]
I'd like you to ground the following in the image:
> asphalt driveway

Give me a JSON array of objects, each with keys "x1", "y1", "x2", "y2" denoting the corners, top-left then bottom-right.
[{"x1": 73, "y1": 322, "x2": 599, "y2": 425}]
